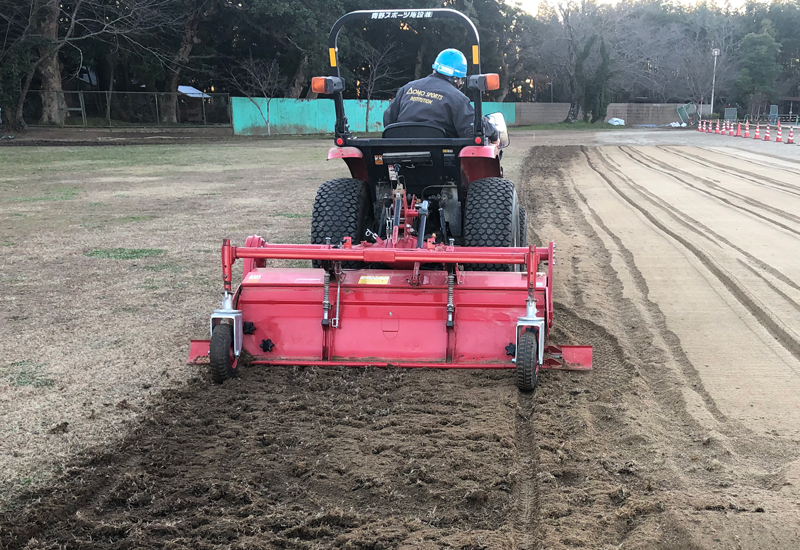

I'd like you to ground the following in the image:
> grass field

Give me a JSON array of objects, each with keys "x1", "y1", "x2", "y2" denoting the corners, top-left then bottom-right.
[{"x1": 0, "y1": 141, "x2": 349, "y2": 508}]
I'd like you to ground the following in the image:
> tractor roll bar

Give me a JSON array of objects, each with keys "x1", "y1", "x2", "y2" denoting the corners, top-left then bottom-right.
[{"x1": 326, "y1": 8, "x2": 483, "y2": 139}]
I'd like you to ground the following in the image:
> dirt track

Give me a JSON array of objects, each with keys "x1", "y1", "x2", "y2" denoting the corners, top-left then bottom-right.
[{"x1": 2, "y1": 132, "x2": 800, "y2": 549}]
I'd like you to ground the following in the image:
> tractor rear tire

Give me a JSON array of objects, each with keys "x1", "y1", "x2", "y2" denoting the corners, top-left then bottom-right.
[
  {"x1": 463, "y1": 177, "x2": 520, "y2": 270},
  {"x1": 311, "y1": 178, "x2": 372, "y2": 269},
  {"x1": 515, "y1": 329, "x2": 538, "y2": 392},
  {"x1": 210, "y1": 323, "x2": 237, "y2": 383},
  {"x1": 519, "y1": 204, "x2": 527, "y2": 247}
]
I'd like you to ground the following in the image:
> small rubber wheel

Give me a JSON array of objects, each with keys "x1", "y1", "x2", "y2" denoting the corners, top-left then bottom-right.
[
  {"x1": 210, "y1": 323, "x2": 237, "y2": 383},
  {"x1": 515, "y1": 330, "x2": 538, "y2": 392}
]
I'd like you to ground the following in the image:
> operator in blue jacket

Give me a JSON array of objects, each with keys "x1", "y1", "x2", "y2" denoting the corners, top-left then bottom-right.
[{"x1": 383, "y1": 48, "x2": 496, "y2": 140}]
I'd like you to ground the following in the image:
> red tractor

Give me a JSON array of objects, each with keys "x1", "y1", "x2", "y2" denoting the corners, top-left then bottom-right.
[{"x1": 189, "y1": 8, "x2": 591, "y2": 391}]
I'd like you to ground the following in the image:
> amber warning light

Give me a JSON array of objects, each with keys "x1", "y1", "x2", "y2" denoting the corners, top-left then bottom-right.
[{"x1": 311, "y1": 76, "x2": 345, "y2": 95}]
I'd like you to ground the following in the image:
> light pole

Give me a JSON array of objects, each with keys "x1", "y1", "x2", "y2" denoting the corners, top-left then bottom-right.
[
  {"x1": 710, "y1": 48, "x2": 720, "y2": 119},
  {"x1": 549, "y1": 81, "x2": 553, "y2": 103}
]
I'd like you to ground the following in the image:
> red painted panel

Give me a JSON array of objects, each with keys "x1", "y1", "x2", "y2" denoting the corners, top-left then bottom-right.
[
  {"x1": 331, "y1": 301, "x2": 448, "y2": 362},
  {"x1": 327, "y1": 146, "x2": 363, "y2": 159},
  {"x1": 460, "y1": 156, "x2": 501, "y2": 184},
  {"x1": 458, "y1": 145, "x2": 499, "y2": 158},
  {"x1": 236, "y1": 267, "x2": 536, "y2": 365}
]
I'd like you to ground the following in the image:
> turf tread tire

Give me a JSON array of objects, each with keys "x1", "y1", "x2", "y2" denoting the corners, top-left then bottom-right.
[
  {"x1": 463, "y1": 177, "x2": 520, "y2": 271},
  {"x1": 519, "y1": 204, "x2": 527, "y2": 248},
  {"x1": 311, "y1": 178, "x2": 372, "y2": 269},
  {"x1": 210, "y1": 323, "x2": 236, "y2": 384},
  {"x1": 515, "y1": 330, "x2": 538, "y2": 392}
]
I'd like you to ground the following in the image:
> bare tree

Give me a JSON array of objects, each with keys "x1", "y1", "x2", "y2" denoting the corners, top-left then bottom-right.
[
  {"x1": 162, "y1": 0, "x2": 215, "y2": 124},
  {"x1": 356, "y1": 41, "x2": 401, "y2": 131},
  {"x1": 537, "y1": 1, "x2": 607, "y2": 121},
  {"x1": 0, "y1": 0, "x2": 173, "y2": 130},
  {"x1": 227, "y1": 54, "x2": 285, "y2": 136},
  {"x1": 606, "y1": 3, "x2": 740, "y2": 108}
]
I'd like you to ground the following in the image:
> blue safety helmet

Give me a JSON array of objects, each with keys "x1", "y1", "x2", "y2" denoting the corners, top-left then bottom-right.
[{"x1": 432, "y1": 49, "x2": 468, "y2": 78}]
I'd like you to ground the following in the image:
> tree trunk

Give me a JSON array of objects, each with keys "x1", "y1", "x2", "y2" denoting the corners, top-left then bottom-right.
[
  {"x1": 1, "y1": 103, "x2": 15, "y2": 133},
  {"x1": 38, "y1": 0, "x2": 64, "y2": 126},
  {"x1": 565, "y1": 95, "x2": 581, "y2": 122},
  {"x1": 414, "y1": 42, "x2": 427, "y2": 80},
  {"x1": 165, "y1": 70, "x2": 181, "y2": 123},
  {"x1": 105, "y1": 60, "x2": 115, "y2": 125},
  {"x1": 11, "y1": 72, "x2": 37, "y2": 131},
  {"x1": 287, "y1": 55, "x2": 308, "y2": 99},
  {"x1": 497, "y1": 57, "x2": 511, "y2": 102},
  {"x1": 164, "y1": 3, "x2": 205, "y2": 123}
]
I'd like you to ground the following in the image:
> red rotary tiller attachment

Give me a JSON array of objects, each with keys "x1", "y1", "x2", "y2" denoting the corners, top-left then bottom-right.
[
  {"x1": 189, "y1": 8, "x2": 591, "y2": 390},
  {"x1": 189, "y1": 212, "x2": 591, "y2": 391}
]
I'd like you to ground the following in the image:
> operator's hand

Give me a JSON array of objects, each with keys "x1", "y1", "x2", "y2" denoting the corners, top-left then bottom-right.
[{"x1": 483, "y1": 115, "x2": 500, "y2": 143}]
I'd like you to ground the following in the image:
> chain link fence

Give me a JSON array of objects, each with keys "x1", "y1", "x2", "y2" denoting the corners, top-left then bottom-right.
[{"x1": 26, "y1": 91, "x2": 231, "y2": 127}]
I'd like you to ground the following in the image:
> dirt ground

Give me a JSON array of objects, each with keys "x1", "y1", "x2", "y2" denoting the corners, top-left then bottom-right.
[{"x1": 1, "y1": 129, "x2": 799, "y2": 549}]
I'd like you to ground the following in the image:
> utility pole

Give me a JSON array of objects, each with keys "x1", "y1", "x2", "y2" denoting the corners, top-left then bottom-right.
[
  {"x1": 549, "y1": 81, "x2": 553, "y2": 103},
  {"x1": 710, "y1": 48, "x2": 720, "y2": 119}
]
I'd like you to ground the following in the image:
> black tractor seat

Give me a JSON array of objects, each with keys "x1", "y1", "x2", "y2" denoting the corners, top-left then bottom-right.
[{"x1": 383, "y1": 122, "x2": 448, "y2": 138}]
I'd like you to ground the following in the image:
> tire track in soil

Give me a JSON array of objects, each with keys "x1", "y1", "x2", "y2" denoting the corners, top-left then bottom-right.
[
  {"x1": 516, "y1": 147, "x2": 715, "y2": 549},
  {"x1": 511, "y1": 393, "x2": 538, "y2": 550},
  {"x1": 621, "y1": 147, "x2": 800, "y2": 232},
  {"x1": 517, "y1": 145, "x2": 800, "y2": 548},
  {"x1": 703, "y1": 146, "x2": 800, "y2": 177},
  {"x1": 587, "y1": 147, "x2": 800, "y2": 363},
  {"x1": 606, "y1": 147, "x2": 800, "y2": 295},
  {"x1": 519, "y1": 148, "x2": 727, "y2": 429},
  {"x1": 658, "y1": 145, "x2": 800, "y2": 197}
]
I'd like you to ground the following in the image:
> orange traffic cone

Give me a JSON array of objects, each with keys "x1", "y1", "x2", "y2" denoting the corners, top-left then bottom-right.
[
  {"x1": 764, "y1": 124, "x2": 771, "y2": 141},
  {"x1": 754, "y1": 123, "x2": 760, "y2": 139},
  {"x1": 744, "y1": 120, "x2": 750, "y2": 138},
  {"x1": 776, "y1": 121, "x2": 783, "y2": 142},
  {"x1": 735, "y1": 121, "x2": 742, "y2": 137},
  {"x1": 697, "y1": 120, "x2": 703, "y2": 132},
  {"x1": 787, "y1": 126, "x2": 794, "y2": 144},
  {"x1": 729, "y1": 121, "x2": 735, "y2": 136},
  {"x1": 715, "y1": 120, "x2": 720, "y2": 134}
]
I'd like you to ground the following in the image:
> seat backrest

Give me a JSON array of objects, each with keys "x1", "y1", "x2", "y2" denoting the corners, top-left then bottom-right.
[{"x1": 382, "y1": 122, "x2": 447, "y2": 138}]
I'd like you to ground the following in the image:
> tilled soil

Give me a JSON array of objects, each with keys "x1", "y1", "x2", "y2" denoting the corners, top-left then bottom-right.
[
  {"x1": 2, "y1": 367, "x2": 523, "y2": 549},
  {"x1": 2, "y1": 136, "x2": 800, "y2": 549}
]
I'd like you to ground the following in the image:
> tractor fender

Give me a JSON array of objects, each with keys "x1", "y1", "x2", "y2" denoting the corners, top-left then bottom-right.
[
  {"x1": 328, "y1": 147, "x2": 368, "y2": 182},
  {"x1": 459, "y1": 145, "x2": 501, "y2": 185}
]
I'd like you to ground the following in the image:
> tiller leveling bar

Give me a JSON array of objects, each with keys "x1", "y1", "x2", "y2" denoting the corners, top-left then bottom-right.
[{"x1": 189, "y1": 193, "x2": 591, "y2": 390}]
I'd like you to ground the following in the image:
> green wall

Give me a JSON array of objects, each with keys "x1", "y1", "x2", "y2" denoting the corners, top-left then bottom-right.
[{"x1": 232, "y1": 97, "x2": 515, "y2": 136}]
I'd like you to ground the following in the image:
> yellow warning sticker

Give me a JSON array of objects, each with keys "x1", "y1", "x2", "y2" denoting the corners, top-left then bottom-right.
[{"x1": 358, "y1": 275, "x2": 390, "y2": 285}]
